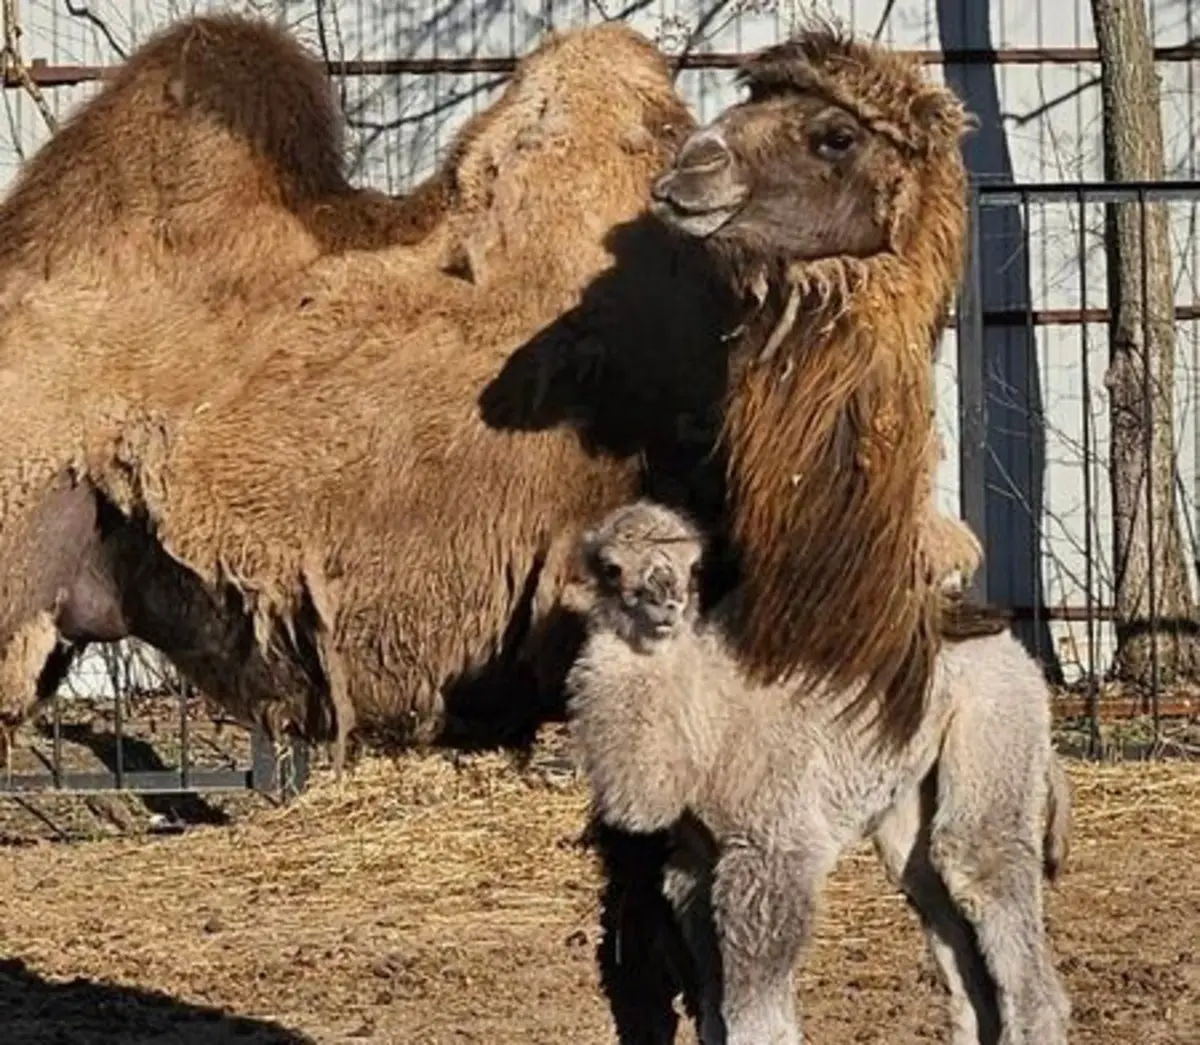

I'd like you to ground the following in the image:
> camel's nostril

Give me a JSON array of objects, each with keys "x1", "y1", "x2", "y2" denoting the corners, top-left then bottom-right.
[
  {"x1": 676, "y1": 131, "x2": 732, "y2": 174},
  {"x1": 650, "y1": 171, "x2": 674, "y2": 202}
]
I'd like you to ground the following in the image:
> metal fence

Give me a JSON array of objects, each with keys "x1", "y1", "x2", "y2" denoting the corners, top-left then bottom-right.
[
  {"x1": 954, "y1": 178, "x2": 1200, "y2": 753},
  {"x1": 0, "y1": 666, "x2": 311, "y2": 800}
]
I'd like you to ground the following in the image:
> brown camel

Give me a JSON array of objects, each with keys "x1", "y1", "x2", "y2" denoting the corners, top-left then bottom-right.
[
  {"x1": 0, "y1": 12, "x2": 656, "y2": 703},
  {"x1": 0, "y1": 21, "x2": 982, "y2": 758},
  {"x1": 0, "y1": 20, "x2": 705, "y2": 748},
  {"x1": 0, "y1": 13, "x2": 453, "y2": 314}
]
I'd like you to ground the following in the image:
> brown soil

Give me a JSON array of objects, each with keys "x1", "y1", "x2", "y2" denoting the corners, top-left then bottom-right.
[{"x1": 2, "y1": 727, "x2": 1199, "y2": 1045}]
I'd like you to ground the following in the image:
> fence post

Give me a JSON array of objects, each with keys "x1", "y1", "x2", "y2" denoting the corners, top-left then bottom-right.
[
  {"x1": 956, "y1": 186, "x2": 989, "y2": 604},
  {"x1": 251, "y1": 726, "x2": 311, "y2": 801}
]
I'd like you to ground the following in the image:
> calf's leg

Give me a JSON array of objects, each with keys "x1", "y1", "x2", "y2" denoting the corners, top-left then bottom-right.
[
  {"x1": 712, "y1": 840, "x2": 830, "y2": 1045},
  {"x1": 930, "y1": 717, "x2": 1071, "y2": 1044},
  {"x1": 873, "y1": 775, "x2": 1001, "y2": 1045}
]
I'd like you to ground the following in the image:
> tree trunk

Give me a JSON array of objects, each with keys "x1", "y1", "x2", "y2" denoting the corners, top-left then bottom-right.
[{"x1": 1093, "y1": 0, "x2": 1198, "y2": 689}]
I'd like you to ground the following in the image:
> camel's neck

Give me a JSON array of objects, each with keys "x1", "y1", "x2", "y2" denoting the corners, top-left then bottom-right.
[{"x1": 712, "y1": 231, "x2": 960, "y2": 743}]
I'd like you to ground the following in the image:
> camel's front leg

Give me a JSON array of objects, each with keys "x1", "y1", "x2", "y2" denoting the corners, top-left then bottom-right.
[{"x1": 712, "y1": 839, "x2": 830, "y2": 1045}]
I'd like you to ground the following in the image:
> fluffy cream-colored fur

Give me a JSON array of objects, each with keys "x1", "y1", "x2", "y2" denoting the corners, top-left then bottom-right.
[{"x1": 567, "y1": 499, "x2": 1070, "y2": 1045}]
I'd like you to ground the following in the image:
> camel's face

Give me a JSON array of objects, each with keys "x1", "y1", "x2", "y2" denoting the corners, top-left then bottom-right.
[
  {"x1": 580, "y1": 504, "x2": 705, "y2": 650},
  {"x1": 650, "y1": 88, "x2": 897, "y2": 261}
]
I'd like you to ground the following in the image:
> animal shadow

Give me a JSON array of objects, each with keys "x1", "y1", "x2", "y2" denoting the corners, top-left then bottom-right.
[
  {"x1": 0, "y1": 958, "x2": 316, "y2": 1044},
  {"x1": 477, "y1": 212, "x2": 734, "y2": 467}
]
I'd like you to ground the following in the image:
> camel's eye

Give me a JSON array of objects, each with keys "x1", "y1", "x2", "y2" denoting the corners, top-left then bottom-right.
[
  {"x1": 815, "y1": 125, "x2": 857, "y2": 161},
  {"x1": 599, "y1": 559, "x2": 623, "y2": 585}
]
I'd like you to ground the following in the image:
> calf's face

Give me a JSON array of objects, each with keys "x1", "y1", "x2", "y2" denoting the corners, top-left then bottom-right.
[{"x1": 585, "y1": 539, "x2": 702, "y2": 648}]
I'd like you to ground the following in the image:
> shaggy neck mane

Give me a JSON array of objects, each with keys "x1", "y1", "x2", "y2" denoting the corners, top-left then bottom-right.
[{"x1": 716, "y1": 27, "x2": 969, "y2": 747}]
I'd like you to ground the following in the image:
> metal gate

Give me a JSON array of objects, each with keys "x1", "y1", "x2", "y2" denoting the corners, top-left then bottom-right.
[{"x1": 1, "y1": 667, "x2": 310, "y2": 801}]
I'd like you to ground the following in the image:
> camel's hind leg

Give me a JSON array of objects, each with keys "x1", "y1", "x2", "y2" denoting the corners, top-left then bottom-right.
[
  {"x1": 873, "y1": 775, "x2": 1001, "y2": 1045},
  {"x1": 928, "y1": 687, "x2": 1071, "y2": 1044}
]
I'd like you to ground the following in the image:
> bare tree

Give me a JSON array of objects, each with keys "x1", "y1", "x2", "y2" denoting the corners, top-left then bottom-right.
[{"x1": 1093, "y1": 0, "x2": 1198, "y2": 690}]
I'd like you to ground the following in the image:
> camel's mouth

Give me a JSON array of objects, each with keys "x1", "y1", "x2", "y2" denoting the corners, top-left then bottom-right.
[
  {"x1": 628, "y1": 600, "x2": 685, "y2": 642},
  {"x1": 649, "y1": 159, "x2": 749, "y2": 239},
  {"x1": 649, "y1": 195, "x2": 744, "y2": 238},
  {"x1": 649, "y1": 125, "x2": 749, "y2": 239}
]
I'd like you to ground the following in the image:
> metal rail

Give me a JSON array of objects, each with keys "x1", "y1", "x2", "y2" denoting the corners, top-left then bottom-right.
[
  {"x1": 4, "y1": 41, "x2": 1199, "y2": 89},
  {"x1": 0, "y1": 714, "x2": 310, "y2": 799}
]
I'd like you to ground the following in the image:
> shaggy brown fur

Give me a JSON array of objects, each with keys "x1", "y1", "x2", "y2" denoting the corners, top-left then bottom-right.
[
  {"x1": 650, "y1": 24, "x2": 974, "y2": 747},
  {"x1": 567, "y1": 499, "x2": 1070, "y2": 1045},
  {"x1": 0, "y1": 22, "x2": 708, "y2": 753},
  {"x1": 0, "y1": 13, "x2": 452, "y2": 309}
]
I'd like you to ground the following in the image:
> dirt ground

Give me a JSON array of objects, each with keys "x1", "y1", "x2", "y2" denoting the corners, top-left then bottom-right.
[{"x1": 2, "y1": 726, "x2": 1199, "y2": 1045}]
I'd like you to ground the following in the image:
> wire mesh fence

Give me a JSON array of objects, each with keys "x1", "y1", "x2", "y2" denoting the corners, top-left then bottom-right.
[
  {"x1": 953, "y1": 179, "x2": 1200, "y2": 756},
  {"x1": 0, "y1": 0, "x2": 1197, "y2": 800},
  {"x1": 0, "y1": 641, "x2": 310, "y2": 802}
]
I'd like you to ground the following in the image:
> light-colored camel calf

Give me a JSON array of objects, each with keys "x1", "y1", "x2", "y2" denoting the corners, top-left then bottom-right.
[{"x1": 567, "y1": 499, "x2": 1071, "y2": 1045}]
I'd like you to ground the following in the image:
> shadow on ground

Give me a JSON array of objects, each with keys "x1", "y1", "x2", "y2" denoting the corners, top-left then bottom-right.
[{"x1": 0, "y1": 959, "x2": 315, "y2": 1045}]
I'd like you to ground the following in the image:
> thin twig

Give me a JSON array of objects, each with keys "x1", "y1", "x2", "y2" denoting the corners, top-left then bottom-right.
[
  {"x1": 313, "y1": 0, "x2": 347, "y2": 116},
  {"x1": 62, "y1": 0, "x2": 127, "y2": 60},
  {"x1": 871, "y1": 0, "x2": 897, "y2": 42},
  {"x1": 1, "y1": 0, "x2": 59, "y2": 132}
]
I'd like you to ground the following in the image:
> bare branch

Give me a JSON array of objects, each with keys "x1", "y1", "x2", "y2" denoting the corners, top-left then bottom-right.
[
  {"x1": 344, "y1": 75, "x2": 504, "y2": 135},
  {"x1": 62, "y1": 0, "x2": 127, "y2": 60},
  {"x1": 1, "y1": 0, "x2": 59, "y2": 133},
  {"x1": 587, "y1": 0, "x2": 659, "y2": 22},
  {"x1": 313, "y1": 0, "x2": 347, "y2": 116},
  {"x1": 871, "y1": 0, "x2": 898, "y2": 42}
]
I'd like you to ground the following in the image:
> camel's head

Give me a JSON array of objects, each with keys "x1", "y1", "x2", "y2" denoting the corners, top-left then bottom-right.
[
  {"x1": 650, "y1": 23, "x2": 972, "y2": 268},
  {"x1": 578, "y1": 500, "x2": 705, "y2": 651}
]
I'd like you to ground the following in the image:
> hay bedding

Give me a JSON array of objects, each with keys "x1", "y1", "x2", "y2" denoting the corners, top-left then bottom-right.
[{"x1": 2, "y1": 727, "x2": 1198, "y2": 1044}]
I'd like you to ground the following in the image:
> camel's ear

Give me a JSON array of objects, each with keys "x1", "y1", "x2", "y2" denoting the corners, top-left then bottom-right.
[{"x1": 910, "y1": 88, "x2": 975, "y2": 147}]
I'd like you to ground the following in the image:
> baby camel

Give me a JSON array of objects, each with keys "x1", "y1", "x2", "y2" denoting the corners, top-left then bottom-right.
[{"x1": 566, "y1": 500, "x2": 1071, "y2": 1045}]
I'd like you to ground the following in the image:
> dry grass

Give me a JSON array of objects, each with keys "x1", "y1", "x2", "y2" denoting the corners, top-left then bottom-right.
[{"x1": 3, "y1": 729, "x2": 1199, "y2": 1044}]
